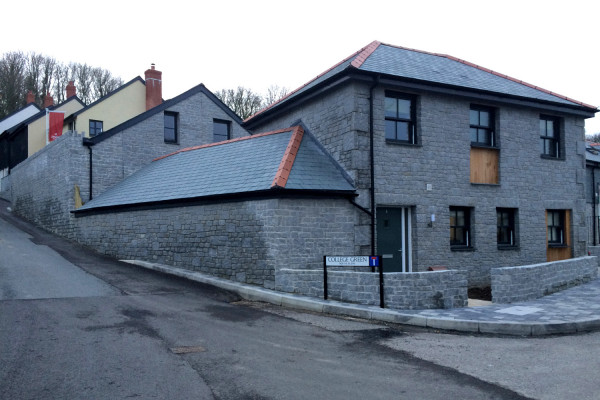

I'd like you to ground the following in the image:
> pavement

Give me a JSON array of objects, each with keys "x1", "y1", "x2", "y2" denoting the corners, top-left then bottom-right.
[{"x1": 122, "y1": 260, "x2": 600, "y2": 337}]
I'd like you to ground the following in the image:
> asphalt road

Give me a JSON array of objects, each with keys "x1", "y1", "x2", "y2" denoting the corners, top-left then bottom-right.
[{"x1": 0, "y1": 203, "x2": 534, "y2": 399}]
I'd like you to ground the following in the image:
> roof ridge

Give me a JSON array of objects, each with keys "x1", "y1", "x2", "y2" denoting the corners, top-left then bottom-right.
[
  {"x1": 271, "y1": 126, "x2": 304, "y2": 188},
  {"x1": 245, "y1": 41, "x2": 381, "y2": 122},
  {"x1": 440, "y1": 54, "x2": 597, "y2": 110},
  {"x1": 153, "y1": 126, "x2": 298, "y2": 162},
  {"x1": 350, "y1": 41, "x2": 381, "y2": 68}
]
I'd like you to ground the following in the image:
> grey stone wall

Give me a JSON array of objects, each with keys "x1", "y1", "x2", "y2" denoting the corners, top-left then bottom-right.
[
  {"x1": 491, "y1": 256, "x2": 598, "y2": 303},
  {"x1": 249, "y1": 80, "x2": 589, "y2": 286},
  {"x1": 72, "y1": 197, "x2": 356, "y2": 289},
  {"x1": 10, "y1": 132, "x2": 88, "y2": 238},
  {"x1": 8, "y1": 91, "x2": 249, "y2": 239},
  {"x1": 90, "y1": 90, "x2": 249, "y2": 198},
  {"x1": 275, "y1": 268, "x2": 468, "y2": 309}
]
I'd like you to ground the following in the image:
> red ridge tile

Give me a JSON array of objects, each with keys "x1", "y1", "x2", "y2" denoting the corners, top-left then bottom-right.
[{"x1": 271, "y1": 126, "x2": 304, "y2": 188}]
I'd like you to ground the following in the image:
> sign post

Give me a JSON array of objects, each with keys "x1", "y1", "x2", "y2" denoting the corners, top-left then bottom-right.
[{"x1": 323, "y1": 255, "x2": 384, "y2": 308}]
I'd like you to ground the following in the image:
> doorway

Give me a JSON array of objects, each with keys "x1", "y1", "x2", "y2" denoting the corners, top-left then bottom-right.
[{"x1": 376, "y1": 207, "x2": 412, "y2": 272}]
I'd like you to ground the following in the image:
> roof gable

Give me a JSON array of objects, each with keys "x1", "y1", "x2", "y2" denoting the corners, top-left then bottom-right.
[
  {"x1": 66, "y1": 76, "x2": 145, "y2": 120},
  {"x1": 75, "y1": 125, "x2": 355, "y2": 213},
  {"x1": 0, "y1": 103, "x2": 41, "y2": 133},
  {"x1": 85, "y1": 83, "x2": 243, "y2": 145}
]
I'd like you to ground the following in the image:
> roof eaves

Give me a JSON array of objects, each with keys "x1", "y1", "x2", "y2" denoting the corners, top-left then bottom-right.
[
  {"x1": 0, "y1": 103, "x2": 41, "y2": 124},
  {"x1": 271, "y1": 126, "x2": 304, "y2": 188},
  {"x1": 153, "y1": 126, "x2": 297, "y2": 162},
  {"x1": 438, "y1": 54, "x2": 598, "y2": 111}
]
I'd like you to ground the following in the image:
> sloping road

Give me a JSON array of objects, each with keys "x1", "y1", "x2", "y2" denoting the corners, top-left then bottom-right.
[{"x1": 0, "y1": 202, "x2": 529, "y2": 399}]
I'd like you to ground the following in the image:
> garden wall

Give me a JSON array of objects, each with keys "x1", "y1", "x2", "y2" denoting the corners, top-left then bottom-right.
[
  {"x1": 275, "y1": 268, "x2": 468, "y2": 309},
  {"x1": 491, "y1": 256, "x2": 598, "y2": 303}
]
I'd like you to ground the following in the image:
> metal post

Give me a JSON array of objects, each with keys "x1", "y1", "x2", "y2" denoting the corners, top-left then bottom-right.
[
  {"x1": 323, "y1": 256, "x2": 328, "y2": 300},
  {"x1": 378, "y1": 256, "x2": 384, "y2": 308}
]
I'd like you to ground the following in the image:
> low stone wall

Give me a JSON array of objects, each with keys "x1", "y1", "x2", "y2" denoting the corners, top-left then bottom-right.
[
  {"x1": 587, "y1": 247, "x2": 600, "y2": 266},
  {"x1": 0, "y1": 174, "x2": 10, "y2": 201},
  {"x1": 275, "y1": 269, "x2": 468, "y2": 309},
  {"x1": 491, "y1": 256, "x2": 598, "y2": 303}
]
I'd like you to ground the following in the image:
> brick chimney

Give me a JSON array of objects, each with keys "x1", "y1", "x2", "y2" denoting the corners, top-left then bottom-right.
[
  {"x1": 44, "y1": 92, "x2": 54, "y2": 108},
  {"x1": 66, "y1": 81, "x2": 76, "y2": 98},
  {"x1": 26, "y1": 90, "x2": 35, "y2": 104},
  {"x1": 144, "y1": 63, "x2": 162, "y2": 110}
]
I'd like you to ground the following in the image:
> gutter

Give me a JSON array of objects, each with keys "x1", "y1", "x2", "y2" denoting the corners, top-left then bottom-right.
[{"x1": 84, "y1": 141, "x2": 93, "y2": 201}]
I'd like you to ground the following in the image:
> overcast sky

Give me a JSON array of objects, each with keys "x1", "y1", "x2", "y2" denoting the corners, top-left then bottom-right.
[{"x1": 3, "y1": 0, "x2": 599, "y2": 133}]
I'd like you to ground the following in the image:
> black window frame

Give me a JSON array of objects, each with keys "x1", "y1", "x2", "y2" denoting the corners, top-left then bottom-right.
[
  {"x1": 497, "y1": 208, "x2": 518, "y2": 248},
  {"x1": 449, "y1": 206, "x2": 472, "y2": 249},
  {"x1": 213, "y1": 119, "x2": 231, "y2": 143},
  {"x1": 164, "y1": 112, "x2": 178, "y2": 144},
  {"x1": 547, "y1": 209, "x2": 566, "y2": 246},
  {"x1": 89, "y1": 120, "x2": 103, "y2": 137},
  {"x1": 384, "y1": 91, "x2": 417, "y2": 145},
  {"x1": 540, "y1": 115, "x2": 560, "y2": 159},
  {"x1": 470, "y1": 105, "x2": 496, "y2": 147}
]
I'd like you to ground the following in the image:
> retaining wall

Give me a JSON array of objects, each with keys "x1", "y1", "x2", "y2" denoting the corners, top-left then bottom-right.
[
  {"x1": 491, "y1": 256, "x2": 598, "y2": 303},
  {"x1": 275, "y1": 268, "x2": 468, "y2": 309}
]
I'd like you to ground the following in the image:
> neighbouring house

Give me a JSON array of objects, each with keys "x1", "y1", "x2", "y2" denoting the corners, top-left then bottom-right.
[
  {"x1": 0, "y1": 94, "x2": 84, "y2": 172},
  {"x1": 0, "y1": 98, "x2": 40, "y2": 180},
  {"x1": 8, "y1": 80, "x2": 248, "y2": 237},
  {"x1": 585, "y1": 143, "x2": 600, "y2": 245},
  {"x1": 244, "y1": 40, "x2": 599, "y2": 288}
]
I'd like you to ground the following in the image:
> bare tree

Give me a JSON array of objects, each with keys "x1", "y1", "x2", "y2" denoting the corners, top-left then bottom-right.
[
  {"x1": 72, "y1": 63, "x2": 93, "y2": 104},
  {"x1": 0, "y1": 51, "x2": 26, "y2": 117},
  {"x1": 264, "y1": 85, "x2": 289, "y2": 107},
  {"x1": 53, "y1": 63, "x2": 70, "y2": 104},
  {"x1": 215, "y1": 86, "x2": 264, "y2": 120},
  {"x1": 91, "y1": 68, "x2": 122, "y2": 99}
]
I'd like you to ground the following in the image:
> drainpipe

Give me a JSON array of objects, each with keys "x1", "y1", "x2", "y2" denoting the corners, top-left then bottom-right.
[
  {"x1": 593, "y1": 166, "x2": 597, "y2": 245},
  {"x1": 369, "y1": 76, "x2": 379, "y2": 255}
]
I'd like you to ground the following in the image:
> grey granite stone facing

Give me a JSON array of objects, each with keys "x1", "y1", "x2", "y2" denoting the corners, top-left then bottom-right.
[{"x1": 491, "y1": 256, "x2": 598, "y2": 303}]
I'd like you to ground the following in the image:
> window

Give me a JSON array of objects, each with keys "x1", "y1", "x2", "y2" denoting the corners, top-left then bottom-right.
[
  {"x1": 213, "y1": 119, "x2": 230, "y2": 142},
  {"x1": 540, "y1": 115, "x2": 560, "y2": 158},
  {"x1": 497, "y1": 208, "x2": 517, "y2": 247},
  {"x1": 470, "y1": 106, "x2": 495, "y2": 146},
  {"x1": 450, "y1": 207, "x2": 472, "y2": 248},
  {"x1": 547, "y1": 209, "x2": 565, "y2": 245},
  {"x1": 385, "y1": 92, "x2": 416, "y2": 144},
  {"x1": 164, "y1": 112, "x2": 178, "y2": 143},
  {"x1": 89, "y1": 120, "x2": 103, "y2": 136}
]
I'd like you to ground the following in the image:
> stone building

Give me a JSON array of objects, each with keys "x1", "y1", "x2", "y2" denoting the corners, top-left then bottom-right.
[
  {"x1": 244, "y1": 40, "x2": 598, "y2": 287},
  {"x1": 6, "y1": 82, "x2": 248, "y2": 238}
]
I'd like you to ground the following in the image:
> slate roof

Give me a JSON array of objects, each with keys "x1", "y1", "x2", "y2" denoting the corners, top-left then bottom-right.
[
  {"x1": 586, "y1": 143, "x2": 600, "y2": 164},
  {"x1": 2, "y1": 96, "x2": 85, "y2": 138},
  {"x1": 75, "y1": 126, "x2": 355, "y2": 213},
  {"x1": 0, "y1": 103, "x2": 40, "y2": 133},
  {"x1": 246, "y1": 41, "x2": 597, "y2": 124}
]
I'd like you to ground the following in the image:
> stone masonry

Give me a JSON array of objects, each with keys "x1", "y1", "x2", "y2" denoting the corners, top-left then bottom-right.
[
  {"x1": 249, "y1": 80, "x2": 589, "y2": 287},
  {"x1": 491, "y1": 256, "x2": 598, "y2": 303},
  {"x1": 275, "y1": 268, "x2": 468, "y2": 309}
]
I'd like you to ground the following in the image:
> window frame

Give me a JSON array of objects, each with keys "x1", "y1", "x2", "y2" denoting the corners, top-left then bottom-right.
[
  {"x1": 540, "y1": 115, "x2": 561, "y2": 159},
  {"x1": 164, "y1": 112, "x2": 178, "y2": 144},
  {"x1": 470, "y1": 105, "x2": 496, "y2": 148},
  {"x1": 547, "y1": 209, "x2": 566, "y2": 247},
  {"x1": 384, "y1": 91, "x2": 417, "y2": 145},
  {"x1": 497, "y1": 208, "x2": 518, "y2": 248},
  {"x1": 213, "y1": 119, "x2": 231, "y2": 143},
  {"x1": 89, "y1": 120, "x2": 103, "y2": 137},
  {"x1": 449, "y1": 206, "x2": 473, "y2": 250}
]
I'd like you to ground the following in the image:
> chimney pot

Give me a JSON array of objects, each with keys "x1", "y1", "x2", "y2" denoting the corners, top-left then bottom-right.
[
  {"x1": 26, "y1": 90, "x2": 35, "y2": 104},
  {"x1": 144, "y1": 64, "x2": 162, "y2": 110},
  {"x1": 44, "y1": 92, "x2": 54, "y2": 108},
  {"x1": 66, "y1": 80, "x2": 76, "y2": 98}
]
